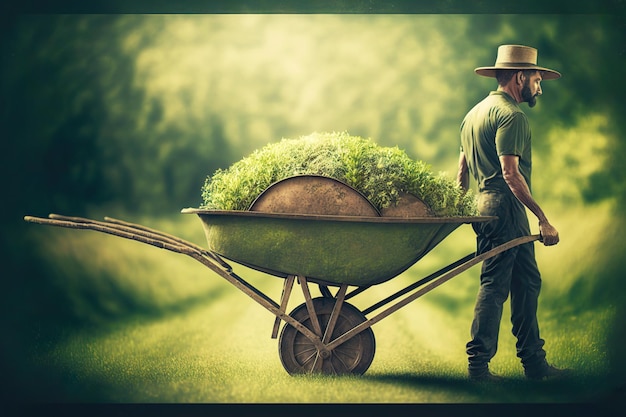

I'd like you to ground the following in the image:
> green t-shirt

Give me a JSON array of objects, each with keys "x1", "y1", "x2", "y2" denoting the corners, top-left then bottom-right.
[{"x1": 460, "y1": 91, "x2": 532, "y2": 192}]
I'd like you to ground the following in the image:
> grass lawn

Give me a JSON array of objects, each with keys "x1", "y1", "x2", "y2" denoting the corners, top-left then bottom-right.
[{"x1": 30, "y1": 291, "x2": 614, "y2": 404}]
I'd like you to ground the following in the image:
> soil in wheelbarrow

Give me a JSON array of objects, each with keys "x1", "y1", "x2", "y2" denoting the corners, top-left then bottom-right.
[{"x1": 200, "y1": 131, "x2": 477, "y2": 217}]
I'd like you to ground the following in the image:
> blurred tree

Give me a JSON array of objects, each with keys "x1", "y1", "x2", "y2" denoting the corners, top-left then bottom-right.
[
  {"x1": 3, "y1": 16, "x2": 126, "y2": 216},
  {"x1": 3, "y1": 14, "x2": 624, "y2": 217},
  {"x1": 1, "y1": 15, "x2": 234, "y2": 218}
]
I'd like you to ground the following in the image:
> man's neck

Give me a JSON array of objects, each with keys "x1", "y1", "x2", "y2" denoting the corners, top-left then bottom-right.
[{"x1": 497, "y1": 83, "x2": 523, "y2": 104}]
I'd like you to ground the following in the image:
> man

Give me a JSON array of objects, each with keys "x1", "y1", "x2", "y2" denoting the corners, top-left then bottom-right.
[{"x1": 457, "y1": 44, "x2": 569, "y2": 381}]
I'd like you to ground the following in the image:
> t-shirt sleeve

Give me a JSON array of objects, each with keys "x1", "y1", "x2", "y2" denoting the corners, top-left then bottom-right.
[{"x1": 495, "y1": 112, "x2": 529, "y2": 157}]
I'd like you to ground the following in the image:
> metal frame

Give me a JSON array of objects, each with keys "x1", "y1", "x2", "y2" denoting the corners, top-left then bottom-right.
[{"x1": 24, "y1": 214, "x2": 540, "y2": 364}]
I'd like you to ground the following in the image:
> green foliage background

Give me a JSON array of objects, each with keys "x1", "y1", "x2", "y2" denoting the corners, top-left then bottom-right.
[{"x1": 2, "y1": 5, "x2": 625, "y2": 406}]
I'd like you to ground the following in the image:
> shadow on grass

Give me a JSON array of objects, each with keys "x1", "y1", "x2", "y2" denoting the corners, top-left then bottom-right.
[
  {"x1": 364, "y1": 371, "x2": 620, "y2": 405},
  {"x1": 2, "y1": 283, "x2": 233, "y2": 401},
  {"x1": 2, "y1": 245, "x2": 234, "y2": 404}
]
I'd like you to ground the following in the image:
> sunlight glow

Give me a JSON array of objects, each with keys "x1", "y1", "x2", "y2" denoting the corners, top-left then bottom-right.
[{"x1": 537, "y1": 113, "x2": 611, "y2": 204}]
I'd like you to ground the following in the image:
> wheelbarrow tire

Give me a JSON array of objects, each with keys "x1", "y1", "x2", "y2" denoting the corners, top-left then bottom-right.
[{"x1": 279, "y1": 297, "x2": 375, "y2": 375}]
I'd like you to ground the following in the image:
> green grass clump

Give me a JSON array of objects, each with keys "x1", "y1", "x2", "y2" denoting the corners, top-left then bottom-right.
[{"x1": 201, "y1": 132, "x2": 477, "y2": 216}]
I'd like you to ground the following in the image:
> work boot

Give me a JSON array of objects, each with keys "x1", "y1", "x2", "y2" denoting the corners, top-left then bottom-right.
[
  {"x1": 524, "y1": 362, "x2": 571, "y2": 380},
  {"x1": 468, "y1": 368, "x2": 504, "y2": 382}
]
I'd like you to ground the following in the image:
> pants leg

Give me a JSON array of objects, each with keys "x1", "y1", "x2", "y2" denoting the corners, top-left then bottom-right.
[
  {"x1": 466, "y1": 244, "x2": 517, "y2": 371},
  {"x1": 466, "y1": 190, "x2": 547, "y2": 372},
  {"x1": 510, "y1": 231, "x2": 546, "y2": 368},
  {"x1": 466, "y1": 191, "x2": 517, "y2": 372}
]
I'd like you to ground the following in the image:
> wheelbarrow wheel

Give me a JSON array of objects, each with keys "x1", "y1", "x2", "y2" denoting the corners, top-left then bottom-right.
[{"x1": 279, "y1": 297, "x2": 375, "y2": 375}]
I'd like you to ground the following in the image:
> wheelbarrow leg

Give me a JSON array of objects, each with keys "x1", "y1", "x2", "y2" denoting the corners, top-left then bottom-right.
[
  {"x1": 297, "y1": 276, "x2": 352, "y2": 373},
  {"x1": 312, "y1": 284, "x2": 349, "y2": 372},
  {"x1": 299, "y1": 276, "x2": 323, "y2": 337},
  {"x1": 322, "y1": 284, "x2": 348, "y2": 344},
  {"x1": 271, "y1": 275, "x2": 296, "y2": 339}
]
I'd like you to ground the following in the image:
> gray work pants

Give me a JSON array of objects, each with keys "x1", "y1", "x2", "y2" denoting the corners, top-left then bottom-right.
[{"x1": 466, "y1": 190, "x2": 547, "y2": 373}]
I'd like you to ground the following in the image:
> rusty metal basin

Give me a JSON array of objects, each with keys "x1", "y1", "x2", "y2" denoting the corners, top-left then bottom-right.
[
  {"x1": 182, "y1": 209, "x2": 493, "y2": 286},
  {"x1": 187, "y1": 175, "x2": 490, "y2": 286}
]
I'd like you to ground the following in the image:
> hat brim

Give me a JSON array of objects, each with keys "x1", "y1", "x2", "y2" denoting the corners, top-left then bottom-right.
[{"x1": 475, "y1": 66, "x2": 561, "y2": 80}]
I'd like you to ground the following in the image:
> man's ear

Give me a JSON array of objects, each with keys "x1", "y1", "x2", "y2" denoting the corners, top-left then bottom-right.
[{"x1": 516, "y1": 71, "x2": 525, "y2": 85}]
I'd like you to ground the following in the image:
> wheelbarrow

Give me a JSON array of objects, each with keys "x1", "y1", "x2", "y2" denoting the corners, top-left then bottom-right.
[{"x1": 24, "y1": 175, "x2": 540, "y2": 375}]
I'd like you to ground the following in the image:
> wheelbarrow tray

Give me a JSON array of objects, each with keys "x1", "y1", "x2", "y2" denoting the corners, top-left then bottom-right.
[{"x1": 182, "y1": 209, "x2": 494, "y2": 287}]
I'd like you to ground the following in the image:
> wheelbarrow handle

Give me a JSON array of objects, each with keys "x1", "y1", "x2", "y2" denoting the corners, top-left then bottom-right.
[{"x1": 324, "y1": 233, "x2": 542, "y2": 351}]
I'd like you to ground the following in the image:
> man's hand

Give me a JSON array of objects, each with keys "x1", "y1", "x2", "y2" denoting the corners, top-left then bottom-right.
[
  {"x1": 457, "y1": 151, "x2": 469, "y2": 192},
  {"x1": 539, "y1": 220, "x2": 559, "y2": 246}
]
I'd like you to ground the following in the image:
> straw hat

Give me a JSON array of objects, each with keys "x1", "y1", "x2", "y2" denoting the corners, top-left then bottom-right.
[{"x1": 475, "y1": 44, "x2": 561, "y2": 80}]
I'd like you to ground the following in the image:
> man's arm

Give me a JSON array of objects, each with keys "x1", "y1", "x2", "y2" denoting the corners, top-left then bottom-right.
[
  {"x1": 457, "y1": 151, "x2": 469, "y2": 192},
  {"x1": 499, "y1": 154, "x2": 559, "y2": 246}
]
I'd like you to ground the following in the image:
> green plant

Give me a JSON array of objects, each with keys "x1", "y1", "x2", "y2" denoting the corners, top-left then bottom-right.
[{"x1": 201, "y1": 132, "x2": 477, "y2": 216}]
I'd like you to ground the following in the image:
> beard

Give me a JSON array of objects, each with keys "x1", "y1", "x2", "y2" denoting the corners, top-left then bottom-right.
[{"x1": 521, "y1": 83, "x2": 538, "y2": 108}]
